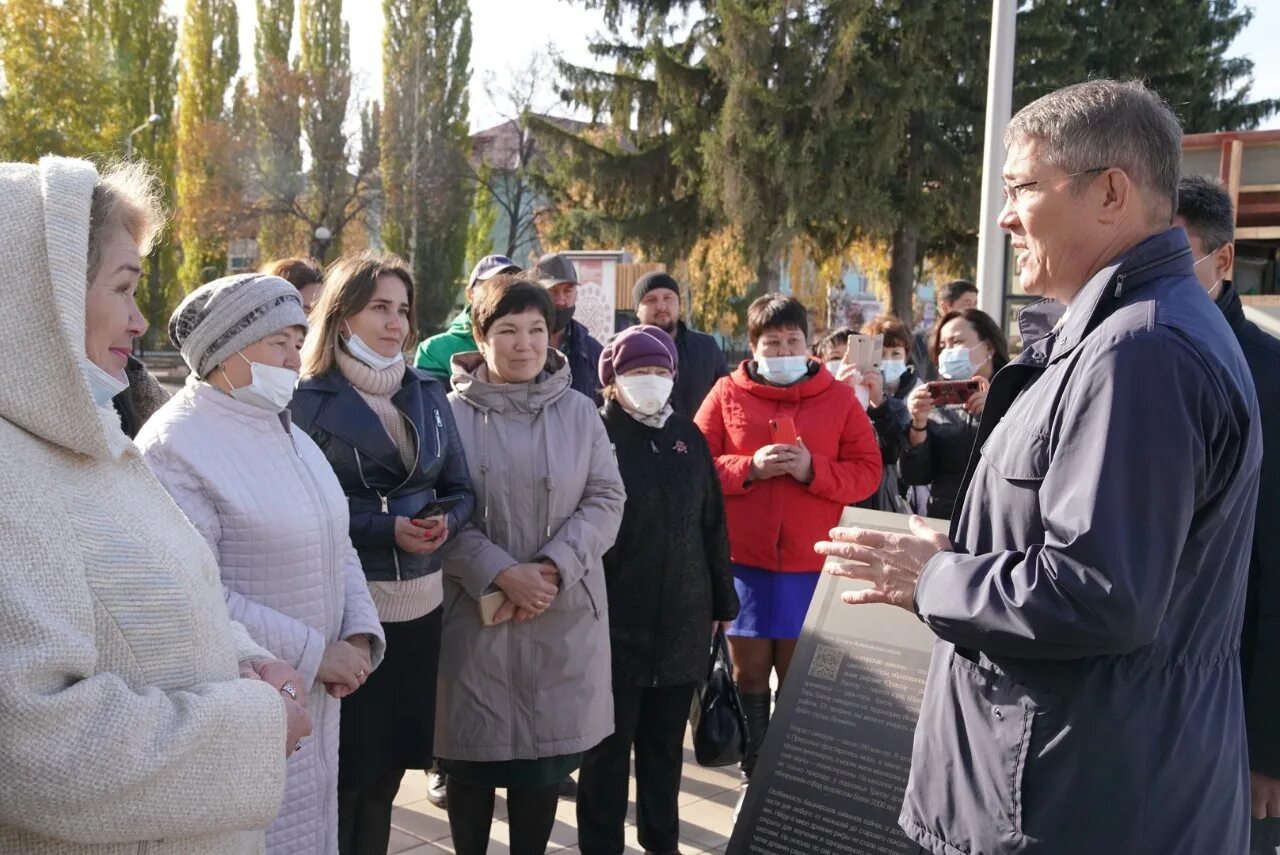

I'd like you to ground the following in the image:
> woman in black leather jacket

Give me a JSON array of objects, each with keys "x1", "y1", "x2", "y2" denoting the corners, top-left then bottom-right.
[{"x1": 292, "y1": 252, "x2": 475, "y2": 855}]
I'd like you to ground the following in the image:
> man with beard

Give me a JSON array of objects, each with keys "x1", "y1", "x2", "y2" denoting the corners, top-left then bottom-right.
[
  {"x1": 532, "y1": 253, "x2": 604, "y2": 404},
  {"x1": 633, "y1": 271, "x2": 729, "y2": 416}
]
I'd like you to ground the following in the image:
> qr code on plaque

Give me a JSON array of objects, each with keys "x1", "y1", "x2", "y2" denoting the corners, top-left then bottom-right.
[{"x1": 809, "y1": 644, "x2": 844, "y2": 681}]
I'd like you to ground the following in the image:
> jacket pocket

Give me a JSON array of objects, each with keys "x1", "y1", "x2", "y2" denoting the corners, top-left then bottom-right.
[
  {"x1": 981, "y1": 419, "x2": 1050, "y2": 483},
  {"x1": 911, "y1": 652, "x2": 1036, "y2": 839}
]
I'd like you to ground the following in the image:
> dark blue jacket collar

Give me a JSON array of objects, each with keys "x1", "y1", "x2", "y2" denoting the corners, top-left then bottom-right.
[
  {"x1": 1018, "y1": 227, "x2": 1194, "y2": 366},
  {"x1": 297, "y1": 365, "x2": 432, "y2": 476}
]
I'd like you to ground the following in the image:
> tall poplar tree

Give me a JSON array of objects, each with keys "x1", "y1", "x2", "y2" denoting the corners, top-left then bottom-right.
[
  {"x1": 254, "y1": 0, "x2": 303, "y2": 259},
  {"x1": 381, "y1": 0, "x2": 473, "y2": 334},
  {"x1": 174, "y1": 0, "x2": 242, "y2": 291}
]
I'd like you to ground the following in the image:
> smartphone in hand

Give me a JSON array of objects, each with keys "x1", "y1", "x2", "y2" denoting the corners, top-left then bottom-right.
[
  {"x1": 769, "y1": 415, "x2": 799, "y2": 446},
  {"x1": 926, "y1": 380, "x2": 982, "y2": 406}
]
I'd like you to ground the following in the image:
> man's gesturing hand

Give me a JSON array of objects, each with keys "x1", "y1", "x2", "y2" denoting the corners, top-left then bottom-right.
[{"x1": 813, "y1": 516, "x2": 951, "y2": 611}]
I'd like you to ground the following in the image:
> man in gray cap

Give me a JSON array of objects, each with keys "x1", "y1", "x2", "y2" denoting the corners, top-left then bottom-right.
[
  {"x1": 531, "y1": 252, "x2": 603, "y2": 403},
  {"x1": 633, "y1": 270, "x2": 729, "y2": 416},
  {"x1": 414, "y1": 254, "x2": 520, "y2": 383}
]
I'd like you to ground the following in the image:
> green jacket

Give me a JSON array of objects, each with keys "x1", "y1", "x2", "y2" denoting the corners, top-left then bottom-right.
[{"x1": 415, "y1": 308, "x2": 476, "y2": 379}]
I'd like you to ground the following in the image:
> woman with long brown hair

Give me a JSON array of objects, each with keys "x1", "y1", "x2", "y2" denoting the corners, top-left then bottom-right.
[{"x1": 291, "y1": 251, "x2": 475, "y2": 855}]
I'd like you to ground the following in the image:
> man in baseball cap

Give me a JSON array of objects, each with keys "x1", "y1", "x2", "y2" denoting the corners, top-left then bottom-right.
[
  {"x1": 413, "y1": 254, "x2": 520, "y2": 382},
  {"x1": 529, "y1": 252, "x2": 604, "y2": 403}
]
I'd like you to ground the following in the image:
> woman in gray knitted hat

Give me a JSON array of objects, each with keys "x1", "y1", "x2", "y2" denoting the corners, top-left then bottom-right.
[{"x1": 136, "y1": 274, "x2": 388, "y2": 855}]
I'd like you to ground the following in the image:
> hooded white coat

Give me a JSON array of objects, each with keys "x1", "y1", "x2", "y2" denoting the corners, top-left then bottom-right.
[{"x1": 0, "y1": 158, "x2": 289, "y2": 854}]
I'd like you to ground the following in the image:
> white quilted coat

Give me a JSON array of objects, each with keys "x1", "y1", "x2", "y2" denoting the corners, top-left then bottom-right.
[
  {"x1": 137, "y1": 383, "x2": 386, "y2": 855},
  {"x1": 0, "y1": 158, "x2": 291, "y2": 853}
]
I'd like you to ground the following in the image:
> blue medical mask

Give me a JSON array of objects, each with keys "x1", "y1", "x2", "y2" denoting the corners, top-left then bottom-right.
[
  {"x1": 82, "y1": 358, "x2": 128, "y2": 408},
  {"x1": 880, "y1": 359, "x2": 908, "y2": 386},
  {"x1": 939, "y1": 345, "x2": 989, "y2": 381},
  {"x1": 757, "y1": 355, "x2": 809, "y2": 386},
  {"x1": 344, "y1": 325, "x2": 404, "y2": 371}
]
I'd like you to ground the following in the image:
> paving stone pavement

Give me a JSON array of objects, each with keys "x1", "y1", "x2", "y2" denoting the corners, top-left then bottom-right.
[{"x1": 388, "y1": 734, "x2": 740, "y2": 854}]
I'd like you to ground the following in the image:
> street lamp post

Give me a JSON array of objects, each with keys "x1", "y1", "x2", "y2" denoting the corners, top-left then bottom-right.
[
  {"x1": 125, "y1": 113, "x2": 162, "y2": 159},
  {"x1": 313, "y1": 225, "x2": 333, "y2": 262},
  {"x1": 976, "y1": 0, "x2": 1017, "y2": 327}
]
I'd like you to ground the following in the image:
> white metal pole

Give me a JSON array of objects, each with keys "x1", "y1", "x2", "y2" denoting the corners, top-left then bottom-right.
[{"x1": 976, "y1": 0, "x2": 1017, "y2": 324}]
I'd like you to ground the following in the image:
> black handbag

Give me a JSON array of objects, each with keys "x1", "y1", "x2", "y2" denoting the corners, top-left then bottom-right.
[{"x1": 689, "y1": 628, "x2": 749, "y2": 767}]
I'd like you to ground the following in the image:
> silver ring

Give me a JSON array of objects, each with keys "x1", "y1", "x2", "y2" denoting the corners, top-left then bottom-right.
[{"x1": 279, "y1": 681, "x2": 298, "y2": 701}]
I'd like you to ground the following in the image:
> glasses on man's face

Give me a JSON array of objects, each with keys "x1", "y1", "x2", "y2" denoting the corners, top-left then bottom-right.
[{"x1": 1001, "y1": 166, "x2": 1110, "y2": 207}]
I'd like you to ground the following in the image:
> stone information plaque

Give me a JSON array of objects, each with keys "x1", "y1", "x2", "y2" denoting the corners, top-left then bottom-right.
[{"x1": 726, "y1": 509, "x2": 944, "y2": 855}]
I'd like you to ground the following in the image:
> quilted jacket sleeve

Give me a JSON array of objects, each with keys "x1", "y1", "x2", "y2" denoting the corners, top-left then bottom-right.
[
  {"x1": 694, "y1": 379, "x2": 755, "y2": 496},
  {"x1": 536, "y1": 404, "x2": 627, "y2": 590},
  {"x1": 142, "y1": 442, "x2": 328, "y2": 689},
  {"x1": 0, "y1": 483, "x2": 287, "y2": 843},
  {"x1": 339, "y1": 545, "x2": 386, "y2": 668}
]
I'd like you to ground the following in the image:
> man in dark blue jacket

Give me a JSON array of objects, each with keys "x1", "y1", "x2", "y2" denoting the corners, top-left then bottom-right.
[
  {"x1": 532, "y1": 253, "x2": 603, "y2": 404},
  {"x1": 818, "y1": 80, "x2": 1262, "y2": 854},
  {"x1": 632, "y1": 270, "x2": 729, "y2": 416},
  {"x1": 1177, "y1": 174, "x2": 1280, "y2": 851}
]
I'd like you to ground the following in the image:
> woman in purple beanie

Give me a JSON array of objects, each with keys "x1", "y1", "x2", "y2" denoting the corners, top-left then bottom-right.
[{"x1": 576, "y1": 325, "x2": 740, "y2": 855}]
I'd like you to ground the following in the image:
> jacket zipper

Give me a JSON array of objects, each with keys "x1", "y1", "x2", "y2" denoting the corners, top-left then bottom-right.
[
  {"x1": 433, "y1": 408, "x2": 443, "y2": 459},
  {"x1": 1113, "y1": 245, "x2": 1191, "y2": 297}
]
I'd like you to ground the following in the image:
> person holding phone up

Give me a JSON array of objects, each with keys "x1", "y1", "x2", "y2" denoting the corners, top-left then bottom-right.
[
  {"x1": 900, "y1": 308, "x2": 1009, "y2": 521},
  {"x1": 291, "y1": 252, "x2": 475, "y2": 855},
  {"x1": 694, "y1": 294, "x2": 881, "y2": 809}
]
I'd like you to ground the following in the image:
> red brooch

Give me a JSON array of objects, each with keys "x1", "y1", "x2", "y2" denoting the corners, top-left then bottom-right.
[{"x1": 673, "y1": 440, "x2": 688, "y2": 454}]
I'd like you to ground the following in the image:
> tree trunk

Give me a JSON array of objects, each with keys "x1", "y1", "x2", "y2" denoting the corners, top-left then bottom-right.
[
  {"x1": 887, "y1": 112, "x2": 925, "y2": 327},
  {"x1": 888, "y1": 220, "x2": 919, "y2": 327}
]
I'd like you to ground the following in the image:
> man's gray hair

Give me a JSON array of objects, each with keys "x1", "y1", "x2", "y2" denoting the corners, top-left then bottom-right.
[{"x1": 1005, "y1": 79, "x2": 1182, "y2": 220}]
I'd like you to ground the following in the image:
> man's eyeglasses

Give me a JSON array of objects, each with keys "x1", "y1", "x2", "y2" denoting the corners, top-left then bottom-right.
[{"x1": 1002, "y1": 166, "x2": 1110, "y2": 206}]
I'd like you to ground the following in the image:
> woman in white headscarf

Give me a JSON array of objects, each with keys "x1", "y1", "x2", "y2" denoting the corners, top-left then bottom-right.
[{"x1": 0, "y1": 157, "x2": 309, "y2": 854}]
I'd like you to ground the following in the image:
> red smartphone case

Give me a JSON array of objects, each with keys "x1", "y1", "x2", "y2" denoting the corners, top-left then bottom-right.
[{"x1": 769, "y1": 415, "x2": 799, "y2": 446}]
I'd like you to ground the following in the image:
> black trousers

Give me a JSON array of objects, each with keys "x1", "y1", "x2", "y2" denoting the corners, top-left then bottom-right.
[
  {"x1": 446, "y1": 776, "x2": 559, "y2": 855},
  {"x1": 577, "y1": 683, "x2": 697, "y2": 855},
  {"x1": 337, "y1": 767, "x2": 405, "y2": 855}
]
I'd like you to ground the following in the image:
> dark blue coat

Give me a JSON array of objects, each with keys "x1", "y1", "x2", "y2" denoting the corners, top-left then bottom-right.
[
  {"x1": 291, "y1": 366, "x2": 475, "y2": 583},
  {"x1": 671, "y1": 321, "x2": 730, "y2": 418},
  {"x1": 1217, "y1": 284, "x2": 1280, "y2": 848},
  {"x1": 901, "y1": 229, "x2": 1262, "y2": 854},
  {"x1": 562, "y1": 319, "x2": 604, "y2": 404}
]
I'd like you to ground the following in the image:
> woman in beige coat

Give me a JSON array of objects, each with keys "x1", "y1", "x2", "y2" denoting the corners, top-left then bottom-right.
[
  {"x1": 0, "y1": 157, "x2": 309, "y2": 854},
  {"x1": 439, "y1": 274, "x2": 626, "y2": 855}
]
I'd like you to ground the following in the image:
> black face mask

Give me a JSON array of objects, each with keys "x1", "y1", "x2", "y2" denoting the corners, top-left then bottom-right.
[{"x1": 552, "y1": 305, "x2": 576, "y2": 334}]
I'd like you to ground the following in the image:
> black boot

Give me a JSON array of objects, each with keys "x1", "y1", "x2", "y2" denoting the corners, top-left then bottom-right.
[{"x1": 738, "y1": 693, "x2": 772, "y2": 782}]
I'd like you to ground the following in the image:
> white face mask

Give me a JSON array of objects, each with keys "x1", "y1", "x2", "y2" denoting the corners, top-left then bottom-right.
[
  {"x1": 825, "y1": 360, "x2": 844, "y2": 377},
  {"x1": 345, "y1": 326, "x2": 404, "y2": 371},
  {"x1": 757, "y1": 355, "x2": 809, "y2": 385},
  {"x1": 226, "y1": 354, "x2": 299, "y2": 412},
  {"x1": 82, "y1": 358, "x2": 129, "y2": 409},
  {"x1": 617, "y1": 374, "x2": 674, "y2": 416}
]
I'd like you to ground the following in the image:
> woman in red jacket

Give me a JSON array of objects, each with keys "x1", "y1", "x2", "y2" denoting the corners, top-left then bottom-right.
[{"x1": 694, "y1": 294, "x2": 881, "y2": 796}]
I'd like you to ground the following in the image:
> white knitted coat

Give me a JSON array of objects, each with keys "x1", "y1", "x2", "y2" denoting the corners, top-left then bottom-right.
[
  {"x1": 137, "y1": 382, "x2": 387, "y2": 855},
  {"x1": 0, "y1": 157, "x2": 289, "y2": 854}
]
